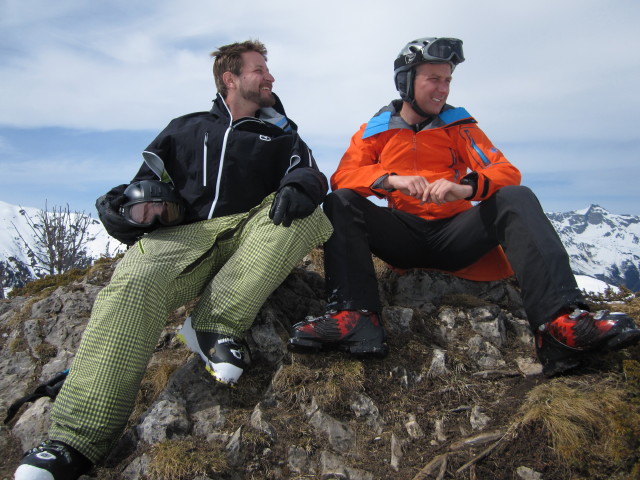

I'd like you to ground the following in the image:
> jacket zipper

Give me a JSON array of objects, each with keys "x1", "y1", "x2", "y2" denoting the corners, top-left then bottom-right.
[
  {"x1": 205, "y1": 112, "x2": 270, "y2": 219},
  {"x1": 203, "y1": 132, "x2": 209, "y2": 187},
  {"x1": 412, "y1": 132, "x2": 418, "y2": 172}
]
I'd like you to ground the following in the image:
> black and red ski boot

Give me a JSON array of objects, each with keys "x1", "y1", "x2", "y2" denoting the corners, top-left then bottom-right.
[
  {"x1": 288, "y1": 310, "x2": 389, "y2": 357},
  {"x1": 535, "y1": 309, "x2": 640, "y2": 377}
]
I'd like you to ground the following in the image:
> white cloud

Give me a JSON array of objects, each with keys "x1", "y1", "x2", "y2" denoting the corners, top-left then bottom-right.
[{"x1": 0, "y1": 0, "x2": 639, "y2": 215}]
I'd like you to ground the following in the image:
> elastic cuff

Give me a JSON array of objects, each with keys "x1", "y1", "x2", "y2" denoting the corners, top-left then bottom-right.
[{"x1": 460, "y1": 172, "x2": 478, "y2": 200}]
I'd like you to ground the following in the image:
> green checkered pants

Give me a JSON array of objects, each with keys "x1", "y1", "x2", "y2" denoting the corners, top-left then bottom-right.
[{"x1": 49, "y1": 194, "x2": 332, "y2": 463}]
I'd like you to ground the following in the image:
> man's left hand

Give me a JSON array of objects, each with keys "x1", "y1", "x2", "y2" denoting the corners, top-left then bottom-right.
[
  {"x1": 269, "y1": 185, "x2": 316, "y2": 227},
  {"x1": 422, "y1": 178, "x2": 473, "y2": 205}
]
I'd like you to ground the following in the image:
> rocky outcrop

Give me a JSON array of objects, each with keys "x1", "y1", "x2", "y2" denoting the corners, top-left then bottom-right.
[{"x1": 1, "y1": 254, "x2": 638, "y2": 480}]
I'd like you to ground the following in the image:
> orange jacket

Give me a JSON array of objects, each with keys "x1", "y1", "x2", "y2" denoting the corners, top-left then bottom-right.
[{"x1": 331, "y1": 102, "x2": 522, "y2": 281}]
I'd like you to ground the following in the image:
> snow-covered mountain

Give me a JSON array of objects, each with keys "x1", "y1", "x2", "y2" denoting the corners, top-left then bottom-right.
[
  {"x1": 0, "y1": 201, "x2": 638, "y2": 296},
  {"x1": 0, "y1": 200, "x2": 124, "y2": 295},
  {"x1": 546, "y1": 204, "x2": 640, "y2": 292}
]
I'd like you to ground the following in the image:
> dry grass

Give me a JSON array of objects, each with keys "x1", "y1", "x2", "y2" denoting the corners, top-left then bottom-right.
[
  {"x1": 8, "y1": 268, "x2": 89, "y2": 298},
  {"x1": 273, "y1": 356, "x2": 365, "y2": 414},
  {"x1": 8, "y1": 336, "x2": 27, "y2": 353},
  {"x1": 440, "y1": 293, "x2": 491, "y2": 308},
  {"x1": 147, "y1": 438, "x2": 227, "y2": 480},
  {"x1": 516, "y1": 376, "x2": 640, "y2": 471},
  {"x1": 33, "y1": 341, "x2": 58, "y2": 364}
]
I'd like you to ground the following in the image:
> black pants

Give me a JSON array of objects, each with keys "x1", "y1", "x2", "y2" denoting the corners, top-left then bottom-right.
[{"x1": 323, "y1": 186, "x2": 586, "y2": 330}]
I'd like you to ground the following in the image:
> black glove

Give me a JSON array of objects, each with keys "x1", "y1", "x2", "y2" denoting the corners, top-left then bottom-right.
[
  {"x1": 95, "y1": 184, "x2": 148, "y2": 246},
  {"x1": 269, "y1": 185, "x2": 317, "y2": 227}
]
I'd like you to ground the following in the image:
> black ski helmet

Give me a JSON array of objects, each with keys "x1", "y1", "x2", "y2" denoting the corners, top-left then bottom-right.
[
  {"x1": 121, "y1": 180, "x2": 185, "y2": 227},
  {"x1": 394, "y1": 37, "x2": 465, "y2": 115}
]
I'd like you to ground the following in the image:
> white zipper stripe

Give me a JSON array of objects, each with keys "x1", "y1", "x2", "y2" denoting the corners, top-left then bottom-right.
[
  {"x1": 207, "y1": 126, "x2": 230, "y2": 219},
  {"x1": 207, "y1": 96, "x2": 234, "y2": 219},
  {"x1": 202, "y1": 132, "x2": 209, "y2": 187},
  {"x1": 306, "y1": 145, "x2": 313, "y2": 166}
]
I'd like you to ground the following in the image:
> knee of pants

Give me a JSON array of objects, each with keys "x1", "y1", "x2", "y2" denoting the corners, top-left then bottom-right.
[
  {"x1": 323, "y1": 188, "x2": 368, "y2": 218},
  {"x1": 495, "y1": 185, "x2": 537, "y2": 204},
  {"x1": 491, "y1": 185, "x2": 548, "y2": 226},
  {"x1": 258, "y1": 205, "x2": 333, "y2": 247},
  {"x1": 109, "y1": 258, "x2": 176, "y2": 297}
]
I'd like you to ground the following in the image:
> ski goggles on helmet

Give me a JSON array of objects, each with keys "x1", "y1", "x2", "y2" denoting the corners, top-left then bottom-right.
[
  {"x1": 121, "y1": 180, "x2": 185, "y2": 227},
  {"x1": 122, "y1": 200, "x2": 183, "y2": 227},
  {"x1": 394, "y1": 37, "x2": 465, "y2": 72}
]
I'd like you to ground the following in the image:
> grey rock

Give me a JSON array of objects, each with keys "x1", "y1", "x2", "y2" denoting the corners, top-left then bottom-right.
[
  {"x1": 120, "y1": 453, "x2": 150, "y2": 480},
  {"x1": 427, "y1": 348, "x2": 449, "y2": 377},
  {"x1": 287, "y1": 445, "x2": 310, "y2": 474},
  {"x1": 467, "y1": 306, "x2": 507, "y2": 347},
  {"x1": 306, "y1": 398, "x2": 355, "y2": 453},
  {"x1": 516, "y1": 465, "x2": 544, "y2": 479},
  {"x1": 191, "y1": 404, "x2": 225, "y2": 438},
  {"x1": 226, "y1": 426, "x2": 244, "y2": 467},
  {"x1": 11, "y1": 397, "x2": 52, "y2": 450},
  {"x1": 470, "y1": 405, "x2": 491, "y2": 431},
  {"x1": 2, "y1": 259, "x2": 599, "y2": 479},
  {"x1": 405, "y1": 414, "x2": 425, "y2": 440},
  {"x1": 383, "y1": 306, "x2": 414, "y2": 335},
  {"x1": 318, "y1": 450, "x2": 374, "y2": 480},
  {"x1": 467, "y1": 335, "x2": 505, "y2": 369},
  {"x1": 0, "y1": 350, "x2": 36, "y2": 406},
  {"x1": 136, "y1": 394, "x2": 190, "y2": 445},
  {"x1": 250, "y1": 403, "x2": 277, "y2": 439},
  {"x1": 390, "y1": 433, "x2": 405, "y2": 471},
  {"x1": 248, "y1": 317, "x2": 286, "y2": 364},
  {"x1": 350, "y1": 392, "x2": 385, "y2": 434}
]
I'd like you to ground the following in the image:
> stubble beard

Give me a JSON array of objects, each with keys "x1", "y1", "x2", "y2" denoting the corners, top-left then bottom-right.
[{"x1": 240, "y1": 86, "x2": 276, "y2": 108}]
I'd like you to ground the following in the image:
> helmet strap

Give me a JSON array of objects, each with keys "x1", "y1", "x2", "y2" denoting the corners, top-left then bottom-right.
[
  {"x1": 398, "y1": 68, "x2": 435, "y2": 120},
  {"x1": 408, "y1": 99, "x2": 433, "y2": 119}
]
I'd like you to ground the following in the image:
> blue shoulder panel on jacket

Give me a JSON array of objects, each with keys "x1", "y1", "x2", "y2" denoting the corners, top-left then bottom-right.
[
  {"x1": 362, "y1": 111, "x2": 392, "y2": 139},
  {"x1": 439, "y1": 107, "x2": 472, "y2": 125}
]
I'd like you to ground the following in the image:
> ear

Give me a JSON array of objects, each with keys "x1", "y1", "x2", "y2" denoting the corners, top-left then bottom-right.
[{"x1": 222, "y1": 71, "x2": 236, "y2": 90}]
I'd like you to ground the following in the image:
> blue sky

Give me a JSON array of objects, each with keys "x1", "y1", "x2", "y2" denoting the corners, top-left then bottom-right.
[{"x1": 1, "y1": 0, "x2": 639, "y2": 216}]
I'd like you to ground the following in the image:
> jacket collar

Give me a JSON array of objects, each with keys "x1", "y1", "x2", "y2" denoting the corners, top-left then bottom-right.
[
  {"x1": 362, "y1": 100, "x2": 473, "y2": 139},
  {"x1": 209, "y1": 92, "x2": 297, "y2": 132}
]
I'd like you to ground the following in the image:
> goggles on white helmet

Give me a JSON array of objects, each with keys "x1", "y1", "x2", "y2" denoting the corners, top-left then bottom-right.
[
  {"x1": 393, "y1": 37, "x2": 465, "y2": 75},
  {"x1": 121, "y1": 180, "x2": 184, "y2": 227},
  {"x1": 393, "y1": 37, "x2": 465, "y2": 114}
]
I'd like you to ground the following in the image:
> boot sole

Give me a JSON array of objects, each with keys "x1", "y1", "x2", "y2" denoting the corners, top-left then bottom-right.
[
  {"x1": 539, "y1": 328, "x2": 640, "y2": 378},
  {"x1": 604, "y1": 328, "x2": 640, "y2": 351},
  {"x1": 542, "y1": 354, "x2": 584, "y2": 378},
  {"x1": 288, "y1": 337, "x2": 388, "y2": 358}
]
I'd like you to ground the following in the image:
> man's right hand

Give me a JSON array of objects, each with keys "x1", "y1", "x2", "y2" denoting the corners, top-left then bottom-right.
[
  {"x1": 269, "y1": 185, "x2": 316, "y2": 227},
  {"x1": 95, "y1": 184, "x2": 148, "y2": 245},
  {"x1": 384, "y1": 175, "x2": 473, "y2": 205}
]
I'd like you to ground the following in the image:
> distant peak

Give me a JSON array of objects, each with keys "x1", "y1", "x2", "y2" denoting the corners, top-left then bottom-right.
[{"x1": 581, "y1": 204, "x2": 608, "y2": 216}]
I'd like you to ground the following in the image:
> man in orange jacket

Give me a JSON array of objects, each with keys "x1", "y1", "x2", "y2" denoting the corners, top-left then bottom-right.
[{"x1": 288, "y1": 37, "x2": 640, "y2": 377}]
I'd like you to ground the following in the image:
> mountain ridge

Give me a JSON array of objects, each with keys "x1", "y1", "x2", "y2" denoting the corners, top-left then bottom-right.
[
  {"x1": 1, "y1": 200, "x2": 638, "y2": 294},
  {"x1": 546, "y1": 203, "x2": 640, "y2": 291}
]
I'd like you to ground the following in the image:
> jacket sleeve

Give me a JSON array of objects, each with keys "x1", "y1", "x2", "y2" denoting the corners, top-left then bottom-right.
[
  {"x1": 455, "y1": 124, "x2": 521, "y2": 201},
  {"x1": 131, "y1": 122, "x2": 176, "y2": 183},
  {"x1": 277, "y1": 133, "x2": 328, "y2": 206},
  {"x1": 330, "y1": 123, "x2": 390, "y2": 198}
]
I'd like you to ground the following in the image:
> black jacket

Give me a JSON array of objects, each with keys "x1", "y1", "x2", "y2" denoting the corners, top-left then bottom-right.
[{"x1": 133, "y1": 93, "x2": 328, "y2": 224}]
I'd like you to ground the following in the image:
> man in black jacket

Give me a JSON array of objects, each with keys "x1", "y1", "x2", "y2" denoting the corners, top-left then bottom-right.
[{"x1": 15, "y1": 40, "x2": 333, "y2": 480}]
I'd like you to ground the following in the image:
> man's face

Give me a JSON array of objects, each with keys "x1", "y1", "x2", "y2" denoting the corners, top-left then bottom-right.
[
  {"x1": 412, "y1": 62, "x2": 452, "y2": 116},
  {"x1": 236, "y1": 50, "x2": 276, "y2": 108}
]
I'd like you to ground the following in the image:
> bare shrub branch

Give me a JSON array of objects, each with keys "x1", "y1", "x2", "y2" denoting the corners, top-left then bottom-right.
[{"x1": 13, "y1": 202, "x2": 97, "y2": 277}]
